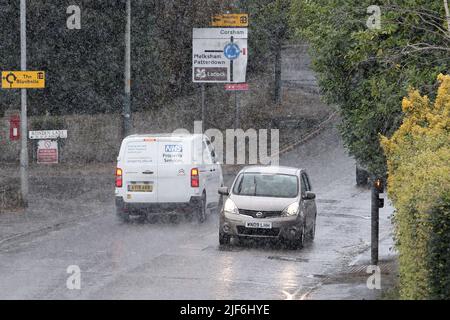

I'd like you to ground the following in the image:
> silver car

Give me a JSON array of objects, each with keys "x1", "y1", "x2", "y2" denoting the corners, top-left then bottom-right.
[{"x1": 218, "y1": 166, "x2": 317, "y2": 249}]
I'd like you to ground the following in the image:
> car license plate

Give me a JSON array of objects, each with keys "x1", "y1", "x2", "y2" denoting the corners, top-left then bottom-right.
[
  {"x1": 245, "y1": 221, "x2": 272, "y2": 229},
  {"x1": 128, "y1": 184, "x2": 153, "y2": 192}
]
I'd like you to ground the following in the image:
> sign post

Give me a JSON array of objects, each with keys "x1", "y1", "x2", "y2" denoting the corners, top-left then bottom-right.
[
  {"x1": 1, "y1": 2, "x2": 46, "y2": 206},
  {"x1": 224, "y1": 83, "x2": 249, "y2": 129},
  {"x1": 201, "y1": 83, "x2": 206, "y2": 132},
  {"x1": 123, "y1": 0, "x2": 132, "y2": 138},
  {"x1": 20, "y1": 0, "x2": 28, "y2": 207},
  {"x1": 371, "y1": 178, "x2": 385, "y2": 265},
  {"x1": 193, "y1": 27, "x2": 248, "y2": 129}
]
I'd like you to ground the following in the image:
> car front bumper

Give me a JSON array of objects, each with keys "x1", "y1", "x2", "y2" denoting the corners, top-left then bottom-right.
[{"x1": 220, "y1": 212, "x2": 304, "y2": 241}]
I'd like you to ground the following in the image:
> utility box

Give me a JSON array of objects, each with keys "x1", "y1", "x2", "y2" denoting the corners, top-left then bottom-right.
[{"x1": 9, "y1": 115, "x2": 20, "y2": 141}]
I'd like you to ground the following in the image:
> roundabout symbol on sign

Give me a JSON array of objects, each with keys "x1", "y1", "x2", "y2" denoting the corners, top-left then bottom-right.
[
  {"x1": 3, "y1": 72, "x2": 17, "y2": 88},
  {"x1": 224, "y1": 42, "x2": 240, "y2": 60}
]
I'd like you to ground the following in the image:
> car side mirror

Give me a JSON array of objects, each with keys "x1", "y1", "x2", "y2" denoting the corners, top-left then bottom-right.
[
  {"x1": 303, "y1": 191, "x2": 316, "y2": 200},
  {"x1": 218, "y1": 186, "x2": 229, "y2": 196}
]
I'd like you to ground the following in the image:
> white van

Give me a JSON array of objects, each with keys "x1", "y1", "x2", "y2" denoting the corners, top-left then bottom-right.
[{"x1": 115, "y1": 134, "x2": 223, "y2": 223}]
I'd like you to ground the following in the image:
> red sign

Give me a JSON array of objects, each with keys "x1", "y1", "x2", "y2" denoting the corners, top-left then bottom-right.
[
  {"x1": 9, "y1": 115, "x2": 20, "y2": 141},
  {"x1": 224, "y1": 83, "x2": 249, "y2": 91},
  {"x1": 37, "y1": 140, "x2": 58, "y2": 164}
]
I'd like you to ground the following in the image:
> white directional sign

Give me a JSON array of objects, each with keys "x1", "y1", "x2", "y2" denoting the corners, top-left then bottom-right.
[
  {"x1": 192, "y1": 28, "x2": 248, "y2": 83},
  {"x1": 29, "y1": 130, "x2": 67, "y2": 140}
]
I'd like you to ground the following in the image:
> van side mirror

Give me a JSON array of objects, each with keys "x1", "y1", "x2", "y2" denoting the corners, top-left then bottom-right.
[
  {"x1": 303, "y1": 191, "x2": 316, "y2": 200},
  {"x1": 218, "y1": 186, "x2": 229, "y2": 196}
]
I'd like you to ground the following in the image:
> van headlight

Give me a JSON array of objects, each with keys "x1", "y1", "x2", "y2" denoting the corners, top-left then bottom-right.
[
  {"x1": 281, "y1": 202, "x2": 299, "y2": 217},
  {"x1": 223, "y1": 199, "x2": 239, "y2": 215}
]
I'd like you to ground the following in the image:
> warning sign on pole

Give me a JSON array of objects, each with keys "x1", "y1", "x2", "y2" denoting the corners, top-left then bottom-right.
[{"x1": 37, "y1": 140, "x2": 58, "y2": 164}]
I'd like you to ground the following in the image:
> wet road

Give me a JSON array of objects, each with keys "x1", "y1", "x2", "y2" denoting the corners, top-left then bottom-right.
[{"x1": 0, "y1": 122, "x2": 391, "y2": 299}]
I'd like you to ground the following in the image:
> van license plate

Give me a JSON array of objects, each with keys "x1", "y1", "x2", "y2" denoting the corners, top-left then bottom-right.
[
  {"x1": 245, "y1": 222, "x2": 272, "y2": 229},
  {"x1": 128, "y1": 184, "x2": 153, "y2": 192}
]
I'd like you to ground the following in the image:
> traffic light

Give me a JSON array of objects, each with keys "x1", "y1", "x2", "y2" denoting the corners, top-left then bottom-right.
[{"x1": 374, "y1": 178, "x2": 384, "y2": 208}]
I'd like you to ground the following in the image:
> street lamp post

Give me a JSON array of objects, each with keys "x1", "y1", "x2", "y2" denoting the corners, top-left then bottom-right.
[
  {"x1": 20, "y1": 0, "x2": 29, "y2": 207},
  {"x1": 123, "y1": 0, "x2": 132, "y2": 138}
]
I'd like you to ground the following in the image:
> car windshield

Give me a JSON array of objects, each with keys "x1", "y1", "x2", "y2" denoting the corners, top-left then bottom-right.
[{"x1": 232, "y1": 173, "x2": 298, "y2": 198}]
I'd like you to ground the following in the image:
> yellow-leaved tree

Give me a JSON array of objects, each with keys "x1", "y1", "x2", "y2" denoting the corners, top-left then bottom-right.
[{"x1": 381, "y1": 74, "x2": 450, "y2": 299}]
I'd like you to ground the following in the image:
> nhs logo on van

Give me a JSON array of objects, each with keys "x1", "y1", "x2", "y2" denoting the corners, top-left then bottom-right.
[{"x1": 164, "y1": 144, "x2": 183, "y2": 152}]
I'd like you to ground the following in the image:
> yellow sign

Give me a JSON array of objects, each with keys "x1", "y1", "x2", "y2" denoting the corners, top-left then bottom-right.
[
  {"x1": 211, "y1": 14, "x2": 248, "y2": 27},
  {"x1": 1, "y1": 71, "x2": 46, "y2": 89}
]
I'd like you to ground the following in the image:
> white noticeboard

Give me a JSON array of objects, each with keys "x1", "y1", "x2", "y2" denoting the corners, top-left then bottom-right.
[
  {"x1": 192, "y1": 28, "x2": 248, "y2": 83},
  {"x1": 29, "y1": 130, "x2": 67, "y2": 140},
  {"x1": 37, "y1": 140, "x2": 58, "y2": 164}
]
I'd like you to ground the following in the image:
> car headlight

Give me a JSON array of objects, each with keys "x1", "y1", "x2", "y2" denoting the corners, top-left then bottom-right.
[
  {"x1": 281, "y1": 202, "x2": 299, "y2": 217},
  {"x1": 223, "y1": 198, "x2": 239, "y2": 215}
]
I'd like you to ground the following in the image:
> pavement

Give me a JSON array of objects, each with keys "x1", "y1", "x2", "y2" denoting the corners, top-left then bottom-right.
[{"x1": 0, "y1": 120, "x2": 398, "y2": 299}]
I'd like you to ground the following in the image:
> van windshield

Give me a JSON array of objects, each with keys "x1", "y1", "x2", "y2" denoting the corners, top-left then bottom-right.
[{"x1": 232, "y1": 173, "x2": 298, "y2": 198}]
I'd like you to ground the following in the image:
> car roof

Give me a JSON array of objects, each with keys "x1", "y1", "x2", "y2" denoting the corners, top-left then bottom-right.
[{"x1": 239, "y1": 165, "x2": 302, "y2": 175}]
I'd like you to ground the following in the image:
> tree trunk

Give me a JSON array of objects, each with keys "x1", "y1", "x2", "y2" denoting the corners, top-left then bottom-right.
[
  {"x1": 274, "y1": 44, "x2": 282, "y2": 105},
  {"x1": 444, "y1": 0, "x2": 450, "y2": 33}
]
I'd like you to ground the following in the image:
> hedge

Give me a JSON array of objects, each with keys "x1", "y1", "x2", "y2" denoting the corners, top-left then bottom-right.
[{"x1": 381, "y1": 74, "x2": 450, "y2": 299}]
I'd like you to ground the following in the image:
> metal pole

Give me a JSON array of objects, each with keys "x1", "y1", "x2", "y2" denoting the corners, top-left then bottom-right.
[
  {"x1": 123, "y1": 0, "x2": 132, "y2": 138},
  {"x1": 371, "y1": 183, "x2": 379, "y2": 265},
  {"x1": 234, "y1": 91, "x2": 240, "y2": 129},
  {"x1": 20, "y1": 0, "x2": 29, "y2": 207},
  {"x1": 201, "y1": 83, "x2": 206, "y2": 132}
]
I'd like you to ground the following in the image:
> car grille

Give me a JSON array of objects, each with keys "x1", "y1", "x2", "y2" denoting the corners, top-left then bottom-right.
[
  {"x1": 237, "y1": 226, "x2": 280, "y2": 237},
  {"x1": 239, "y1": 209, "x2": 282, "y2": 219}
]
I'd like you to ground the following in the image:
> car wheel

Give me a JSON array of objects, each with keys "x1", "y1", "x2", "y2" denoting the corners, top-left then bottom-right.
[
  {"x1": 197, "y1": 193, "x2": 207, "y2": 223},
  {"x1": 287, "y1": 223, "x2": 305, "y2": 249},
  {"x1": 219, "y1": 232, "x2": 231, "y2": 246}
]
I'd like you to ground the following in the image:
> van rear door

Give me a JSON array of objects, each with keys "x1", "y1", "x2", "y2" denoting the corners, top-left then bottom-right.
[
  {"x1": 157, "y1": 138, "x2": 193, "y2": 203},
  {"x1": 122, "y1": 138, "x2": 158, "y2": 203}
]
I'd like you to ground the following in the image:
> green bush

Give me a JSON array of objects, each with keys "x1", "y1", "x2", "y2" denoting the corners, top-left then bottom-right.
[
  {"x1": 381, "y1": 75, "x2": 450, "y2": 299},
  {"x1": 428, "y1": 194, "x2": 450, "y2": 299}
]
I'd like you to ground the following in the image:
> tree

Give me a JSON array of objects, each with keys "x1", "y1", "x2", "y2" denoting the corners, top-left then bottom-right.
[
  {"x1": 290, "y1": 0, "x2": 449, "y2": 176},
  {"x1": 237, "y1": 0, "x2": 292, "y2": 102},
  {"x1": 380, "y1": 74, "x2": 450, "y2": 299}
]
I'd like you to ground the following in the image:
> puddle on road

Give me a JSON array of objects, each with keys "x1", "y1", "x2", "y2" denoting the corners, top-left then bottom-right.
[
  {"x1": 267, "y1": 256, "x2": 309, "y2": 263},
  {"x1": 215, "y1": 245, "x2": 243, "y2": 252},
  {"x1": 316, "y1": 199, "x2": 340, "y2": 204},
  {"x1": 307, "y1": 274, "x2": 328, "y2": 279},
  {"x1": 320, "y1": 212, "x2": 370, "y2": 220}
]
